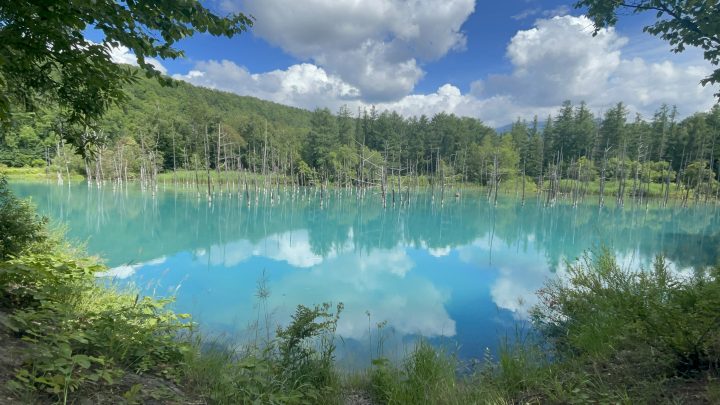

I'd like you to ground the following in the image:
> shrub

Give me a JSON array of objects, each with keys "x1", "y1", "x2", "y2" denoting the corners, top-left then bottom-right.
[
  {"x1": 532, "y1": 249, "x2": 720, "y2": 380},
  {"x1": 0, "y1": 175, "x2": 47, "y2": 259},
  {"x1": 0, "y1": 250, "x2": 191, "y2": 402},
  {"x1": 275, "y1": 302, "x2": 343, "y2": 394},
  {"x1": 31, "y1": 158, "x2": 47, "y2": 168},
  {"x1": 180, "y1": 303, "x2": 343, "y2": 404}
]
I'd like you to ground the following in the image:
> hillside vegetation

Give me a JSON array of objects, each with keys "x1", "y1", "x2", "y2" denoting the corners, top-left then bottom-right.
[{"x1": 2, "y1": 70, "x2": 720, "y2": 207}]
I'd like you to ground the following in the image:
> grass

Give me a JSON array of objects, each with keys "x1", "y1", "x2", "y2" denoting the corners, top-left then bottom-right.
[
  {"x1": 5, "y1": 164, "x2": 717, "y2": 205},
  {"x1": 1, "y1": 175, "x2": 719, "y2": 403},
  {"x1": 0, "y1": 166, "x2": 84, "y2": 182},
  {"x1": 157, "y1": 169, "x2": 290, "y2": 185},
  {"x1": 555, "y1": 178, "x2": 690, "y2": 199},
  {"x1": 0, "y1": 245, "x2": 345, "y2": 403}
]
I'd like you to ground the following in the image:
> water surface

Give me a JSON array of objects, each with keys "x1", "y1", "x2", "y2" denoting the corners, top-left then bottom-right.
[{"x1": 11, "y1": 182, "x2": 720, "y2": 367}]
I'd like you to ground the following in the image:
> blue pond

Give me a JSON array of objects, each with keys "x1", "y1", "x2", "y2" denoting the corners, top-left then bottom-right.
[{"x1": 11, "y1": 182, "x2": 720, "y2": 368}]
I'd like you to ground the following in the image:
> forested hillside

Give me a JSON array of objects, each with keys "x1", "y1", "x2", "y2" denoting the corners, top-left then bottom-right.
[
  {"x1": 2, "y1": 68, "x2": 720, "y2": 205},
  {"x1": 0, "y1": 71, "x2": 312, "y2": 168}
]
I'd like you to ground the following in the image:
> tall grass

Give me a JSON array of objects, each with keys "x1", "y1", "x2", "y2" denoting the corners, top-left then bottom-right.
[{"x1": 0, "y1": 166, "x2": 84, "y2": 181}]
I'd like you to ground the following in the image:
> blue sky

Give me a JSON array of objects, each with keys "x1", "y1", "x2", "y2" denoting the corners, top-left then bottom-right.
[{"x1": 109, "y1": 0, "x2": 717, "y2": 126}]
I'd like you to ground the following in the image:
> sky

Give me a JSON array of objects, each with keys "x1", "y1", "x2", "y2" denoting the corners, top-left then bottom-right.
[{"x1": 108, "y1": 0, "x2": 719, "y2": 127}]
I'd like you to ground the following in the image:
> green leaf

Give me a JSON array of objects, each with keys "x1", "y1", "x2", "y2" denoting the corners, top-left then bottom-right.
[{"x1": 72, "y1": 354, "x2": 92, "y2": 369}]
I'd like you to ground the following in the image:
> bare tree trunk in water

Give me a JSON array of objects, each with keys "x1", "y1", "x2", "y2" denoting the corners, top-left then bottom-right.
[{"x1": 204, "y1": 124, "x2": 212, "y2": 200}]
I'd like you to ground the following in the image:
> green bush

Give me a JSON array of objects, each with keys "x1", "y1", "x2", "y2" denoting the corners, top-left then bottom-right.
[
  {"x1": 180, "y1": 303, "x2": 343, "y2": 404},
  {"x1": 533, "y1": 249, "x2": 720, "y2": 381},
  {"x1": 0, "y1": 250, "x2": 191, "y2": 402},
  {"x1": 0, "y1": 175, "x2": 47, "y2": 259},
  {"x1": 31, "y1": 158, "x2": 47, "y2": 168},
  {"x1": 275, "y1": 302, "x2": 343, "y2": 394}
]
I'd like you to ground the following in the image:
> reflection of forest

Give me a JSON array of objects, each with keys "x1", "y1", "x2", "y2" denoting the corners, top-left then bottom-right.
[{"x1": 11, "y1": 182, "x2": 720, "y2": 270}]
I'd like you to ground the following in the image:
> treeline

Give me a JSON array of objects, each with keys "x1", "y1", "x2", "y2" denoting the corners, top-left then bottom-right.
[
  {"x1": 509, "y1": 102, "x2": 720, "y2": 205},
  {"x1": 2, "y1": 71, "x2": 720, "y2": 205}
]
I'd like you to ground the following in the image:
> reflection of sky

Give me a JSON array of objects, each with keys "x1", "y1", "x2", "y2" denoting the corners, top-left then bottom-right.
[
  {"x1": 107, "y1": 227, "x2": 533, "y2": 362},
  {"x1": 204, "y1": 230, "x2": 328, "y2": 268},
  {"x1": 11, "y1": 182, "x2": 720, "y2": 363},
  {"x1": 456, "y1": 237, "x2": 543, "y2": 318},
  {"x1": 118, "y1": 226, "x2": 695, "y2": 363}
]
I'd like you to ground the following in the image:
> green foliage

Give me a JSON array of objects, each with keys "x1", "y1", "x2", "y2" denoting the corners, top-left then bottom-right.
[
  {"x1": 486, "y1": 338, "x2": 548, "y2": 400},
  {"x1": 370, "y1": 342, "x2": 458, "y2": 404},
  {"x1": 0, "y1": 248, "x2": 191, "y2": 402},
  {"x1": 180, "y1": 303, "x2": 343, "y2": 404},
  {"x1": 534, "y1": 249, "x2": 720, "y2": 378},
  {"x1": 181, "y1": 345, "x2": 297, "y2": 404},
  {"x1": 685, "y1": 160, "x2": 716, "y2": 188},
  {"x1": 0, "y1": 166, "x2": 84, "y2": 182},
  {"x1": 599, "y1": 102, "x2": 629, "y2": 157},
  {"x1": 276, "y1": 302, "x2": 343, "y2": 391},
  {"x1": 0, "y1": 175, "x2": 46, "y2": 259},
  {"x1": 0, "y1": 0, "x2": 252, "y2": 150},
  {"x1": 305, "y1": 108, "x2": 340, "y2": 171}
]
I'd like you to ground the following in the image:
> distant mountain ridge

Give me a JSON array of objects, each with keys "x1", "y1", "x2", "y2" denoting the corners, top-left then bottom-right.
[{"x1": 496, "y1": 120, "x2": 547, "y2": 133}]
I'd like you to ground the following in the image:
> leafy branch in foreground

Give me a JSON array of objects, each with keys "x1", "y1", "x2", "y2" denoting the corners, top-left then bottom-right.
[{"x1": 0, "y1": 0, "x2": 253, "y2": 151}]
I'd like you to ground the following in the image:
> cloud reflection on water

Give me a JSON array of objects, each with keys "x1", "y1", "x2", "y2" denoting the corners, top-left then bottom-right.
[{"x1": 189, "y1": 229, "x2": 456, "y2": 340}]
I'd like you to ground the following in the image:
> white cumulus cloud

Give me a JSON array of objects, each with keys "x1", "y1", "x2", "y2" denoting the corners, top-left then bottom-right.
[
  {"x1": 173, "y1": 61, "x2": 360, "y2": 111},
  {"x1": 108, "y1": 45, "x2": 167, "y2": 74},
  {"x1": 222, "y1": 0, "x2": 475, "y2": 101},
  {"x1": 485, "y1": 15, "x2": 627, "y2": 105},
  {"x1": 173, "y1": 14, "x2": 717, "y2": 126},
  {"x1": 382, "y1": 15, "x2": 717, "y2": 124}
]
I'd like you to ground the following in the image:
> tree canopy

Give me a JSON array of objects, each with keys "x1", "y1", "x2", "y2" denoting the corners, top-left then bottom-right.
[
  {"x1": 0, "y1": 0, "x2": 253, "y2": 151},
  {"x1": 576, "y1": 0, "x2": 720, "y2": 98}
]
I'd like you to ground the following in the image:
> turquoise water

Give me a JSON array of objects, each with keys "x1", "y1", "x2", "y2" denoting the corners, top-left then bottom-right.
[{"x1": 10, "y1": 182, "x2": 720, "y2": 367}]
